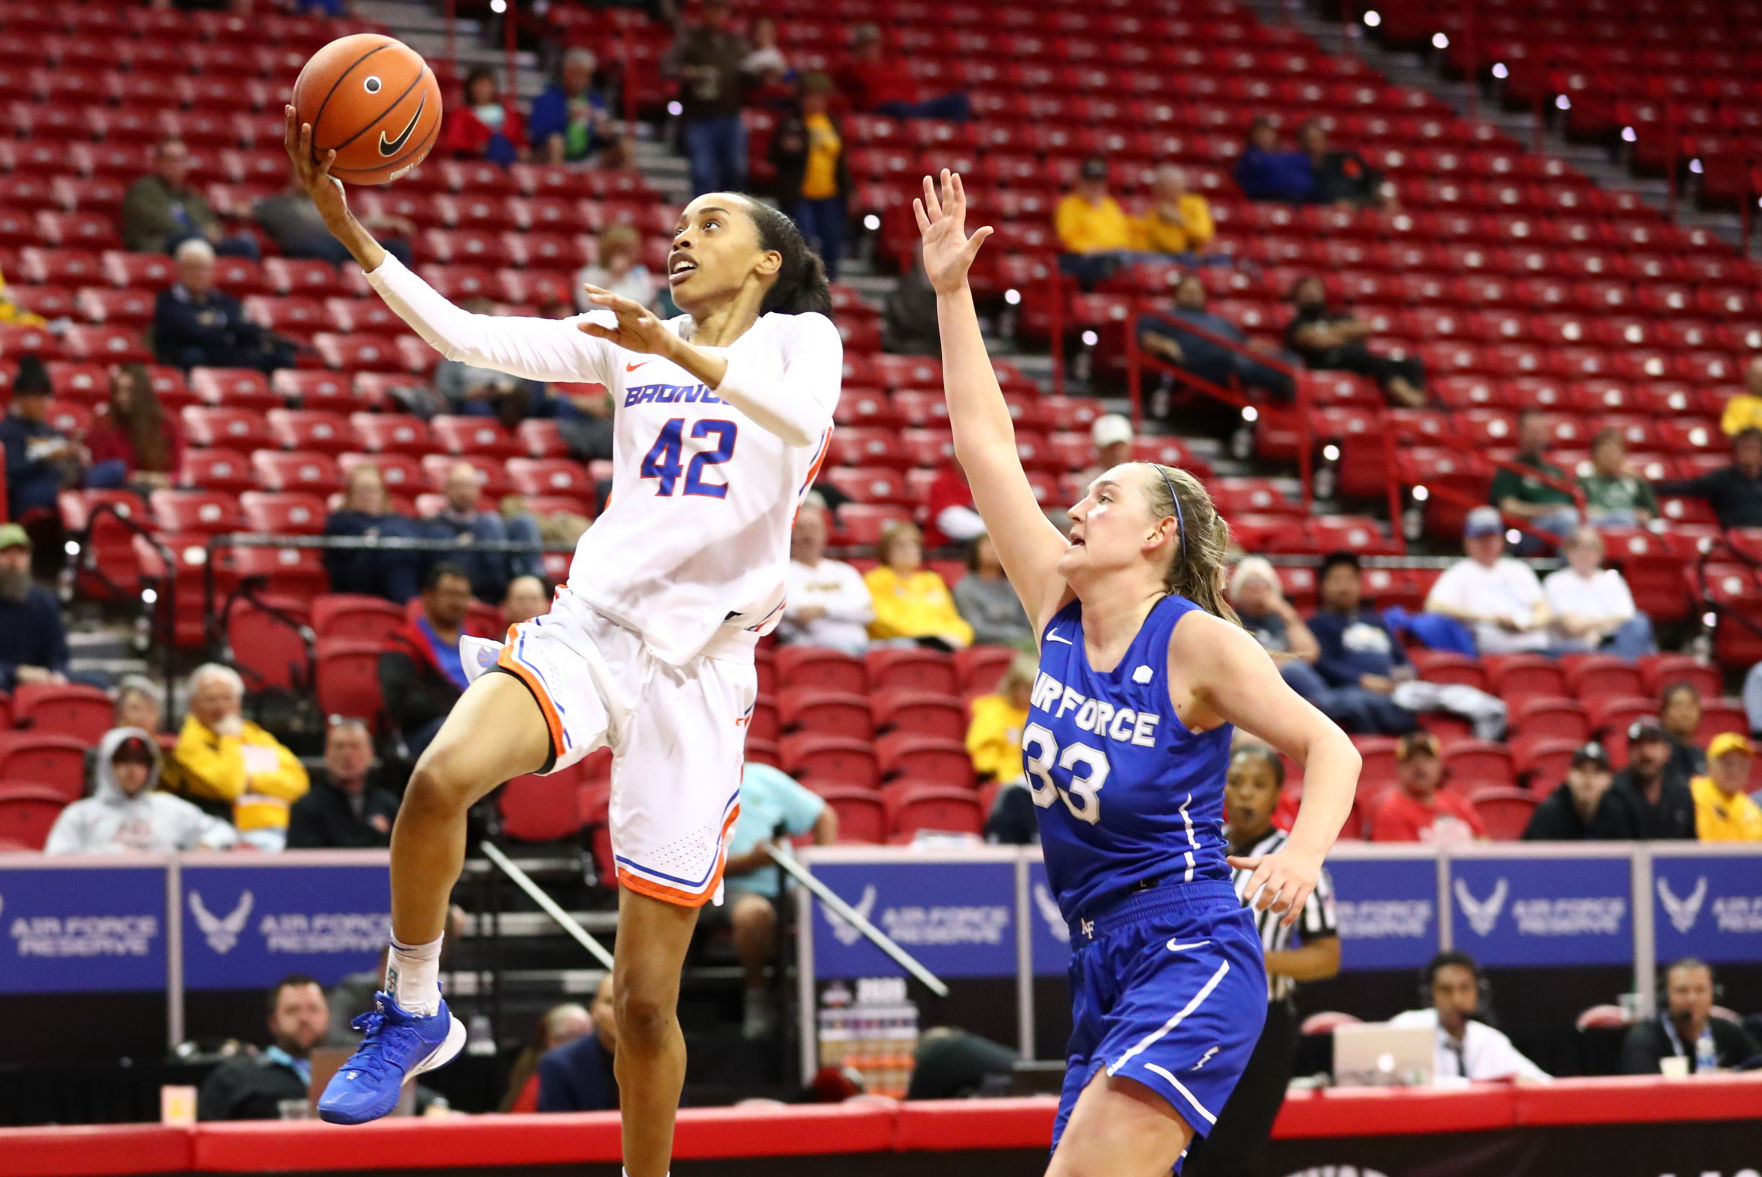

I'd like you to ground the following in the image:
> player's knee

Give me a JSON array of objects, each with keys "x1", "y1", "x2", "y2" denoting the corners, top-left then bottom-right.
[
  {"x1": 612, "y1": 980, "x2": 675, "y2": 1050},
  {"x1": 403, "y1": 751, "x2": 475, "y2": 817}
]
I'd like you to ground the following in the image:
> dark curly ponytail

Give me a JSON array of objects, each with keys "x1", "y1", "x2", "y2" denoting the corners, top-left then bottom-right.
[{"x1": 742, "y1": 196, "x2": 834, "y2": 317}]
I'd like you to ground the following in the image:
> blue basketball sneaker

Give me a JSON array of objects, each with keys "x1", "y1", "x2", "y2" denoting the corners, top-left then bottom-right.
[{"x1": 317, "y1": 991, "x2": 467, "y2": 1125}]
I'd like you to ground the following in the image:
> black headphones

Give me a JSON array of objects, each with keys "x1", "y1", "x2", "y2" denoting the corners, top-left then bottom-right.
[{"x1": 1419, "y1": 951, "x2": 1497, "y2": 1024}]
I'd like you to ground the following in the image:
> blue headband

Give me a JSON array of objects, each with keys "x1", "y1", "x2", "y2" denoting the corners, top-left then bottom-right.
[{"x1": 1143, "y1": 462, "x2": 1185, "y2": 559}]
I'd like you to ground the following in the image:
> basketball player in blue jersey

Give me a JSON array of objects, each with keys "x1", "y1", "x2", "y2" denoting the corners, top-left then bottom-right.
[{"x1": 914, "y1": 170, "x2": 1361, "y2": 1177}]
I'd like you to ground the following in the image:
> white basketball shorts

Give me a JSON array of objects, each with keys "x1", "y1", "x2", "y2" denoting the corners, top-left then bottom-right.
[{"x1": 462, "y1": 586, "x2": 758, "y2": 908}]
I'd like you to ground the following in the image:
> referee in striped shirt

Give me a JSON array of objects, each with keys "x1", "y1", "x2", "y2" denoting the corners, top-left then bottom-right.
[{"x1": 1185, "y1": 745, "x2": 1340, "y2": 1177}]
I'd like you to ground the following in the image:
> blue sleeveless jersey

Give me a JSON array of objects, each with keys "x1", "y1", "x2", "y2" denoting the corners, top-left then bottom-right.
[{"x1": 1026, "y1": 593, "x2": 1234, "y2": 925}]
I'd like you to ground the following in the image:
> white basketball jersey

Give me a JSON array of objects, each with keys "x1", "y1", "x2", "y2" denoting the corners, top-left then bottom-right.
[{"x1": 365, "y1": 256, "x2": 843, "y2": 665}]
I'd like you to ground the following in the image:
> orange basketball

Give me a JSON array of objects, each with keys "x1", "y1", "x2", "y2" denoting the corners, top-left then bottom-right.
[{"x1": 291, "y1": 34, "x2": 442, "y2": 186}]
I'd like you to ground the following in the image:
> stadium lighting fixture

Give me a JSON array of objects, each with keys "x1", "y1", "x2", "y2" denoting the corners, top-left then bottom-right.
[
  {"x1": 1003, "y1": 288, "x2": 1021, "y2": 305},
  {"x1": 1491, "y1": 62, "x2": 1508, "y2": 79},
  {"x1": 1322, "y1": 444, "x2": 1340, "y2": 461},
  {"x1": 490, "y1": 0, "x2": 505, "y2": 11},
  {"x1": 667, "y1": 100, "x2": 683, "y2": 116},
  {"x1": 1411, "y1": 486, "x2": 1429, "y2": 502},
  {"x1": 1080, "y1": 330, "x2": 1099, "y2": 347},
  {"x1": 1689, "y1": 159, "x2": 1703, "y2": 174},
  {"x1": 862, "y1": 214, "x2": 880, "y2": 230},
  {"x1": 1555, "y1": 94, "x2": 1571, "y2": 110},
  {"x1": 142, "y1": 588, "x2": 158, "y2": 605},
  {"x1": 1362, "y1": 10, "x2": 1381, "y2": 27},
  {"x1": 1432, "y1": 33, "x2": 1449, "y2": 49},
  {"x1": 1505, "y1": 528, "x2": 1522, "y2": 544},
  {"x1": 1241, "y1": 406, "x2": 1259, "y2": 423},
  {"x1": 1622, "y1": 126, "x2": 1637, "y2": 142},
  {"x1": 64, "y1": 540, "x2": 80, "y2": 556},
  {"x1": 1702, "y1": 612, "x2": 1717, "y2": 627}
]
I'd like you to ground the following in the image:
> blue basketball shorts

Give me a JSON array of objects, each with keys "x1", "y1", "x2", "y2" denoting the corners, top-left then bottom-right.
[{"x1": 1052, "y1": 879, "x2": 1268, "y2": 1170}]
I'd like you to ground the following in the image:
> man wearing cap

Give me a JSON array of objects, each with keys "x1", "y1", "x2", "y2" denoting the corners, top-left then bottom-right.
[
  {"x1": 1424, "y1": 508, "x2": 1554, "y2": 655},
  {"x1": 1078, "y1": 414, "x2": 1135, "y2": 490},
  {"x1": 1690, "y1": 734, "x2": 1762, "y2": 841},
  {"x1": 1367, "y1": 732, "x2": 1487, "y2": 844},
  {"x1": 46, "y1": 727, "x2": 237, "y2": 854},
  {"x1": 1, "y1": 355, "x2": 94, "y2": 517},
  {"x1": 1611, "y1": 717, "x2": 1696, "y2": 840},
  {"x1": 1521, "y1": 742, "x2": 1641, "y2": 841},
  {"x1": 1055, "y1": 158, "x2": 1134, "y2": 288},
  {"x1": 0, "y1": 523, "x2": 71, "y2": 691}
]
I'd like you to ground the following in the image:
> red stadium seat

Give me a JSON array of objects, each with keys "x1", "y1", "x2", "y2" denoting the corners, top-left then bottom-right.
[
  {"x1": 349, "y1": 413, "x2": 433, "y2": 456},
  {"x1": 955, "y1": 645, "x2": 1019, "y2": 695},
  {"x1": 774, "y1": 646, "x2": 867, "y2": 694},
  {"x1": 817, "y1": 786, "x2": 888, "y2": 844},
  {"x1": 838, "y1": 504, "x2": 912, "y2": 547},
  {"x1": 1443, "y1": 740, "x2": 1515, "y2": 789},
  {"x1": 1564, "y1": 656, "x2": 1646, "y2": 704},
  {"x1": 1485, "y1": 654, "x2": 1567, "y2": 706},
  {"x1": 0, "y1": 784, "x2": 68, "y2": 850},
  {"x1": 314, "y1": 639, "x2": 389, "y2": 724},
  {"x1": 506, "y1": 458, "x2": 594, "y2": 503},
  {"x1": 779, "y1": 689, "x2": 875, "y2": 740},
  {"x1": 866, "y1": 649, "x2": 959, "y2": 695},
  {"x1": 431, "y1": 415, "x2": 522, "y2": 459},
  {"x1": 501, "y1": 762, "x2": 588, "y2": 842},
  {"x1": 877, "y1": 733, "x2": 974, "y2": 787},
  {"x1": 872, "y1": 691, "x2": 967, "y2": 742},
  {"x1": 885, "y1": 783, "x2": 984, "y2": 838},
  {"x1": 148, "y1": 490, "x2": 242, "y2": 536},
  {"x1": 517, "y1": 419, "x2": 570, "y2": 459},
  {"x1": 1511, "y1": 736, "x2": 1582, "y2": 789},
  {"x1": 223, "y1": 594, "x2": 312, "y2": 693},
  {"x1": 62, "y1": 324, "x2": 151, "y2": 364},
  {"x1": 178, "y1": 448, "x2": 256, "y2": 494},
  {"x1": 312, "y1": 595, "x2": 407, "y2": 644},
  {"x1": 1409, "y1": 651, "x2": 1489, "y2": 692},
  {"x1": 11, "y1": 683, "x2": 112, "y2": 742},
  {"x1": 781, "y1": 734, "x2": 880, "y2": 791},
  {"x1": 268, "y1": 409, "x2": 356, "y2": 455},
  {"x1": 0, "y1": 735, "x2": 91, "y2": 803},
  {"x1": 1585, "y1": 696, "x2": 1657, "y2": 745},
  {"x1": 1697, "y1": 699, "x2": 1751, "y2": 745},
  {"x1": 420, "y1": 454, "x2": 513, "y2": 499},
  {"x1": 1638, "y1": 655, "x2": 1722, "y2": 703},
  {"x1": 252, "y1": 451, "x2": 343, "y2": 497},
  {"x1": 182, "y1": 406, "x2": 274, "y2": 452},
  {"x1": 231, "y1": 545, "x2": 329, "y2": 603},
  {"x1": 1469, "y1": 787, "x2": 1537, "y2": 841},
  {"x1": 1511, "y1": 698, "x2": 1591, "y2": 743}
]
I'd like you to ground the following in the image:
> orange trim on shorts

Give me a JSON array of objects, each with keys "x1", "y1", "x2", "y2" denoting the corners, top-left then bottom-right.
[
  {"x1": 496, "y1": 628, "x2": 566, "y2": 757},
  {"x1": 615, "y1": 801, "x2": 742, "y2": 909},
  {"x1": 790, "y1": 427, "x2": 834, "y2": 526}
]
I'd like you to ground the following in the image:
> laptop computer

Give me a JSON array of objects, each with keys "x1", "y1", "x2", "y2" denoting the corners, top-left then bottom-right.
[{"x1": 1332, "y1": 1022, "x2": 1434, "y2": 1088}]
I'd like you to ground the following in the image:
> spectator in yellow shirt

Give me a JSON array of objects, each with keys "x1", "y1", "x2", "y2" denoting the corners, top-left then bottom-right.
[
  {"x1": 966, "y1": 653, "x2": 1036, "y2": 783},
  {"x1": 0, "y1": 266, "x2": 46, "y2": 328},
  {"x1": 1692, "y1": 733, "x2": 1762, "y2": 841},
  {"x1": 768, "y1": 73, "x2": 850, "y2": 280},
  {"x1": 1055, "y1": 157, "x2": 1133, "y2": 288},
  {"x1": 1722, "y1": 360, "x2": 1762, "y2": 437},
  {"x1": 864, "y1": 522, "x2": 973, "y2": 651},
  {"x1": 166, "y1": 663, "x2": 309, "y2": 851},
  {"x1": 1132, "y1": 165, "x2": 1214, "y2": 256}
]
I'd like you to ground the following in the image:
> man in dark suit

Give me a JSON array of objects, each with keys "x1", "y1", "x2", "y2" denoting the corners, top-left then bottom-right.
[
  {"x1": 153, "y1": 239, "x2": 289, "y2": 373},
  {"x1": 287, "y1": 719, "x2": 400, "y2": 849},
  {"x1": 1621, "y1": 959, "x2": 1760, "y2": 1075},
  {"x1": 198, "y1": 976, "x2": 330, "y2": 1120}
]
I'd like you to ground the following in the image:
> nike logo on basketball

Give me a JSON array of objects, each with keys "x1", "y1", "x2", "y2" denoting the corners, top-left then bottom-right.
[
  {"x1": 626, "y1": 361, "x2": 649, "y2": 372},
  {"x1": 1046, "y1": 630, "x2": 1073, "y2": 645},
  {"x1": 378, "y1": 94, "x2": 426, "y2": 157},
  {"x1": 1166, "y1": 937, "x2": 1211, "y2": 953}
]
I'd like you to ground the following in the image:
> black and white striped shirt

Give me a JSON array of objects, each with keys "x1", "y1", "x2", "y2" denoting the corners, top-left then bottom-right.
[{"x1": 1229, "y1": 828, "x2": 1338, "y2": 1003}]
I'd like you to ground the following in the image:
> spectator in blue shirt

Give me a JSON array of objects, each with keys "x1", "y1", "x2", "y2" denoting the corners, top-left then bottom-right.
[
  {"x1": 529, "y1": 49, "x2": 627, "y2": 166},
  {"x1": 1137, "y1": 274, "x2": 1295, "y2": 408},
  {"x1": 536, "y1": 975, "x2": 619, "y2": 1112},
  {"x1": 1234, "y1": 118, "x2": 1315, "y2": 203},
  {"x1": 722, "y1": 762, "x2": 838, "y2": 1039},
  {"x1": 1305, "y1": 551, "x2": 1421, "y2": 736}
]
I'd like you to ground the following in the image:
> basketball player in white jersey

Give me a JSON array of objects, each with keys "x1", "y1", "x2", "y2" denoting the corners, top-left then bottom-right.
[{"x1": 283, "y1": 111, "x2": 841, "y2": 1177}]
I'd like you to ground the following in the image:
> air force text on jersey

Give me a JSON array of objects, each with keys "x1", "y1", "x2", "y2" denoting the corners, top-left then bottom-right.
[{"x1": 1031, "y1": 671, "x2": 1162, "y2": 748}]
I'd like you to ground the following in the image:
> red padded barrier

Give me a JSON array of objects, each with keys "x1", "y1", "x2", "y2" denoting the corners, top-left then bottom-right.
[{"x1": 2, "y1": 1124, "x2": 192, "y2": 1177}]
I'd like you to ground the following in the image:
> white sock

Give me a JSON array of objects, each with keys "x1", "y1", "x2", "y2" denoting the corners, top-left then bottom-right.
[{"x1": 386, "y1": 933, "x2": 443, "y2": 1017}]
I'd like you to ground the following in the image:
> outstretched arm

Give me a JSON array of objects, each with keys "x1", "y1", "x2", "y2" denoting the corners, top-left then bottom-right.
[
  {"x1": 283, "y1": 106, "x2": 615, "y2": 386},
  {"x1": 918, "y1": 171, "x2": 1072, "y2": 632},
  {"x1": 1173, "y1": 613, "x2": 1360, "y2": 927}
]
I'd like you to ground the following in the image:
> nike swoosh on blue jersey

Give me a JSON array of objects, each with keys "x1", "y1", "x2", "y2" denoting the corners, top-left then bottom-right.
[
  {"x1": 1166, "y1": 938, "x2": 1212, "y2": 953},
  {"x1": 1045, "y1": 630, "x2": 1073, "y2": 645}
]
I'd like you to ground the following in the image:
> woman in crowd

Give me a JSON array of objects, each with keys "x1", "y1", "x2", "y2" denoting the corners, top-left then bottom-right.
[{"x1": 865, "y1": 521, "x2": 973, "y2": 651}]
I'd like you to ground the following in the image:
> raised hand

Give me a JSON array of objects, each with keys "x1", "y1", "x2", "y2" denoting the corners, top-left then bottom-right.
[
  {"x1": 578, "y1": 285, "x2": 678, "y2": 356},
  {"x1": 913, "y1": 170, "x2": 995, "y2": 296},
  {"x1": 283, "y1": 105, "x2": 350, "y2": 228}
]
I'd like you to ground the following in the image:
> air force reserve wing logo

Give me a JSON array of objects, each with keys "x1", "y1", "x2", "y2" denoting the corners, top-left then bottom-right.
[
  {"x1": 822, "y1": 885, "x2": 877, "y2": 947},
  {"x1": 1658, "y1": 876, "x2": 1709, "y2": 935},
  {"x1": 1033, "y1": 883, "x2": 1066, "y2": 940},
  {"x1": 189, "y1": 890, "x2": 254, "y2": 954},
  {"x1": 1454, "y1": 878, "x2": 1508, "y2": 937}
]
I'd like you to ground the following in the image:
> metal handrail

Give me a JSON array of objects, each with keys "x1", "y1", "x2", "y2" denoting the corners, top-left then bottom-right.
[{"x1": 76, "y1": 501, "x2": 178, "y2": 722}]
